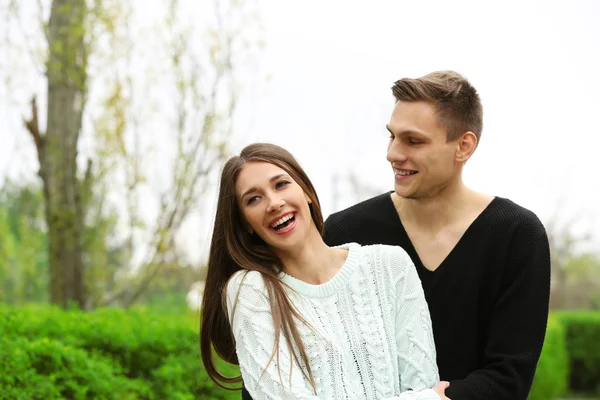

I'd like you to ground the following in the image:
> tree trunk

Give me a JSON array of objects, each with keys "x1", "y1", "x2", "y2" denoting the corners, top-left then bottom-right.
[{"x1": 43, "y1": 0, "x2": 87, "y2": 308}]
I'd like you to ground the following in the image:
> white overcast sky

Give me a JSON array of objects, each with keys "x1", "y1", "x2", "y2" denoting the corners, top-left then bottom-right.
[
  {"x1": 1, "y1": 0, "x2": 599, "y2": 263},
  {"x1": 231, "y1": 0, "x2": 600, "y2": 251}
]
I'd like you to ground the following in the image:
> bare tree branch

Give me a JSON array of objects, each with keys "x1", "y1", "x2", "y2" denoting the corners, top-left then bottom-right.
[
  {"x1": 23, "y1": 96, "x2": 46, "y2": 173},
  {"x1": 94, "y1": 0, "x2": 262, "y2": 308}
]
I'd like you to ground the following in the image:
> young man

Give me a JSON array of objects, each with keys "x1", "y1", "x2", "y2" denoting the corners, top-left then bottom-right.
[{"x1": 322, "y1": 71, "x2": 551, "y2": 400}]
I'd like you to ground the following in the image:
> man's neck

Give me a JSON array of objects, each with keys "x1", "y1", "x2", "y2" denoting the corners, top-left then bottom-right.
[{"x1": 392, "y1": 181, "x2": 484, "y2": 232}]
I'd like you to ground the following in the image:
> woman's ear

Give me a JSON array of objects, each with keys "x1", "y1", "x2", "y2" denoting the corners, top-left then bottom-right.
[
  {"x1": 244, "y1": 220, "x2": 254, "y2": 234},
  {"x1": 239, "y1": 213, "x2": 254, "y2": 234},
  {"x1": 304, "y1": 192, "x2": 312, "y2": 204}
]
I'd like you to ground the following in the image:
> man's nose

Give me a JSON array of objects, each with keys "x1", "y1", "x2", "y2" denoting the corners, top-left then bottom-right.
[{"x1": 387, "y1": 143, "x2": 408, "y2": 163}]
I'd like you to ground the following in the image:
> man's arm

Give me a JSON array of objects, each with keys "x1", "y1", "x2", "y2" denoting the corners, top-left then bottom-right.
[
  {"x1": 242, "y1": 387, "x2": 252, "y2": 400},
  {"x1": 446, "y1": 217, "x2": 551, "y2": 400}
]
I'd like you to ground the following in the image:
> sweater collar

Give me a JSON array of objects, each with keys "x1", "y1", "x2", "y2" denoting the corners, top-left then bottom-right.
[{"x1": 279, "y1": 242, "x2": 362, "y2": 298}]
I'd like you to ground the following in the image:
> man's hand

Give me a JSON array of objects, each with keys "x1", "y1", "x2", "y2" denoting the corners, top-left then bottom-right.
[{"x1": 432, "y1": 381, "x2": 451, "y2": 400}]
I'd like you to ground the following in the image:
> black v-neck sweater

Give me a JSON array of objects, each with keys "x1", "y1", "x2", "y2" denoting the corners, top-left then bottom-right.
[{"x1": 321, "y1": 192, "x2": 551, "y2": 400}]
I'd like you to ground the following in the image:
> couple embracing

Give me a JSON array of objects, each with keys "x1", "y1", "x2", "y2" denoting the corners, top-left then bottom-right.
[{"x1": 201, "y1": 71, "x2": 551, "y2": 400}]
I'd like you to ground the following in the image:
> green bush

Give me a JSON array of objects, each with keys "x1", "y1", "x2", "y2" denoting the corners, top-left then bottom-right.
[
  {"x1": 558, "y1": 311, "x2": 600, "y2": 395},
  {"x1": 0, "y1": 306, "x2": 194, "y2": 378},
  {"x1": 528, "y1": 316, "x2": 569, "y2": 400},
  {"x1": 0, "y1": 336, "x2": 148, "y2": 400},
  {"x1": 4, "y1": 306, "x2": 597, "y2": 399},
  {"x1": 0, "y1": 305, "x2": 239, "y2": 400}
]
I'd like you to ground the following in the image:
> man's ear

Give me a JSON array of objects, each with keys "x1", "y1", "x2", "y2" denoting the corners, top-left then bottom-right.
[{"x1": 455, "y1": 131, "x2": 478, "y2": 163}]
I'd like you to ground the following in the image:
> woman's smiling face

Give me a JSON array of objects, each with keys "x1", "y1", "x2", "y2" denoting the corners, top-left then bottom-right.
[{"x1": 236, "y1": 161, "x2": 314, "y2": 252}]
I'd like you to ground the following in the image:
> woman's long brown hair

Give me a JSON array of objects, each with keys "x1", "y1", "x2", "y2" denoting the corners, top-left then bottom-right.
[{"x1": 200, "y1": 143, "x2": 324, "y2": 392}]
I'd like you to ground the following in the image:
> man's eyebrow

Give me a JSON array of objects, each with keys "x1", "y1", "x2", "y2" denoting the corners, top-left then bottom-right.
[
  {"x1": 387, "y1": 125, "x2": 426, "y2": 136},
  {"x1": 240, "y1": 174, "x2": 288, "y2": 200}
]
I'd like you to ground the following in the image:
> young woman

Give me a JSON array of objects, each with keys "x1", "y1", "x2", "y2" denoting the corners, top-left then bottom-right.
[{"x1": 200, "y1": 143, "x2": 449, "y2": 400}]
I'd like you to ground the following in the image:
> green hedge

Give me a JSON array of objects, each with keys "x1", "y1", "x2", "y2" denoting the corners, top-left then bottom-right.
[
  {"x1": 0, "y1": 336, "x2": 148, "y2": 400},
  {"x1": 2, "y1": 306, "x2": 598, "y2": 399},
  {"x1": 558, "y1": 311, "x2": 600, "y2": 395},
  {"x1": 528, "y1": 316, "x2": 569, "y2": 400},
  {"x1": 0, "y1": 305, "x2": 239, "y2": 400}
]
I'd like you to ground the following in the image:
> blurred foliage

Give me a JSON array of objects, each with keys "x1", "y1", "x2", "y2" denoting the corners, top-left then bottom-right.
[
  {"x1": 0, "y1": 180, "x2": 48, "y2": 303},
  {"x1": 547, "y1": 213, "x2": 600, "y2": 310},
  {"x1": 1, "y1": 0, "x2": 263, "y2": 309},
  {"x1": 556, "y1": 311, "x2": 600, "y2": 396},
  {"x1": 0, "y1": 178, "x2": 204, "y2": 311},
  {"x1": 0, "y1": 304, "x2": 240, "y2": 400},
  {"x1": 528, "y1": 316, "x2": 569, "y2": 400},
  {"x1": 0, "y1": 179, "x2": 128, "y2": 307},
  {"x1": 0, "y1": 179, "x2": 204, "y2": 311},
  {"x1": 0, "y1": 304, "x2": 598, "y2": 399}
]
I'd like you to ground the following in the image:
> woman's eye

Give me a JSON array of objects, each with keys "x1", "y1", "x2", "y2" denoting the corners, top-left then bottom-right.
[
  {"x1": 276, "y1": 180, "x2": 290, "y2": 189},
  {"x1": 247, "y1": 196, "x2": 260, "y2": 205}
]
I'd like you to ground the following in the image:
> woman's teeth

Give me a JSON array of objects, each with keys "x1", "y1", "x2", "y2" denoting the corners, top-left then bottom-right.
[{"x1": 272, "y1": 213, "x2": 294, "y2": 228}]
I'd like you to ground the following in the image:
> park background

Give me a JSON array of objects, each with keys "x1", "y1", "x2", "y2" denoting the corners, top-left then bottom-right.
[{"x1": 1, "y1": 0, "x2": 599, "y2": 399}]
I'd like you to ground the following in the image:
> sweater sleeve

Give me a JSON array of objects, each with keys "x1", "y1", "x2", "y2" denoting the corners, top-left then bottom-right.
[
  {"x1": 226, "y1": 271, "x2": 319, "y2": 400},
  {"x1": 445, "y1": 217, "x2": 551, "y2": 400},
  {"x1": 384, "y1": 247, "x2": 442, "y2": 400}
]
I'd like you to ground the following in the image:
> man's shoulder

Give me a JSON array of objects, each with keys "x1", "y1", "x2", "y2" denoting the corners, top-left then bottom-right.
[
  {"x1": 489, "y1": 197, "x2": 546, "y2": 231},
  {"x1": 323, "y1": 192, "x2": 395, "y2": 245},
  {"x1": 326, "y1": 191, "x2": 393, "y2": 225}
]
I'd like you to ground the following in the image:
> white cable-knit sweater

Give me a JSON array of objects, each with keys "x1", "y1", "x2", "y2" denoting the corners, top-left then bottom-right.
[{"x1": 226, "y1": 243, "x2": 441, "y2": 400}]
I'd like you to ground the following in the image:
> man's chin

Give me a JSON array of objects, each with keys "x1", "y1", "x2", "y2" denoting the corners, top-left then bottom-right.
[
  {"x1": 394, "y1": 185, "x2": 414, "y2": 199},
  {"x1": 394, "y1": 187, "x2": 424, "y2": 201}
]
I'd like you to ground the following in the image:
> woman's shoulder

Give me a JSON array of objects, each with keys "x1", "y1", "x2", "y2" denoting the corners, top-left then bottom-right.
[
  {"x1": 359, "y1": 243, "x2": 412, "y2": 264},
  {"x1": 225, "y1": 270, "x2": 268, "y2": 301},
  {"x1": 225, "y1": 270, "x2": 272, "y2": 324},
  {"x1": 333, "y1": 242, "x2": 410, "y2": 259},
  {"x1": 357, "y1": 244, "x2": 416, "y2": 284}
]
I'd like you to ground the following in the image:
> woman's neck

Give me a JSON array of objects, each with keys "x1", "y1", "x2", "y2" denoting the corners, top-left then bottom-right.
[{"x1": 275, "y1": 229, "x2": 346, "y2": 285}]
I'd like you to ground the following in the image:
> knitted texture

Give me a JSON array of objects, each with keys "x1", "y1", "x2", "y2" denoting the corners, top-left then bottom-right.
[{"x1": 226, "y1": 243, "x2": 441, "y2": 400}]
